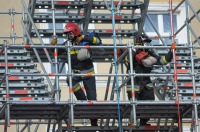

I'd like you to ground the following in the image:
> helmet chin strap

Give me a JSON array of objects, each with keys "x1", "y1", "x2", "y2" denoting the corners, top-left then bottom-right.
[
  {"x1": 67, "y1": 36, "x2": 77, "y2": 45},
  {"x1": 65, "y1": 35, "x2": 70, "y2": 41},
  {"x1": 135, "y1": 43, "x2": 144, "y2": 51}
]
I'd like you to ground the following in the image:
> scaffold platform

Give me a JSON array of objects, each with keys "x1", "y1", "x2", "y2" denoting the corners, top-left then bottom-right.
[
  {"x1": 0, "y1": 101, "x2": 195, "y2": 131},
  {"x1": 0, "y1": 101, "x2": 197, "y2": 120},
  {"x1": 0, "y1": 0, "x2": 200, "y2": 131}
]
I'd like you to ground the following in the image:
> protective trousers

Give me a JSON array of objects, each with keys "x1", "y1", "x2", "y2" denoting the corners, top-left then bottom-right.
[
  {"x1": 68, "y1": 76, "x2": 98, "y2": 126},
  {"x1": 127, "y1": 86, "x2": 155, "y2": 125}
]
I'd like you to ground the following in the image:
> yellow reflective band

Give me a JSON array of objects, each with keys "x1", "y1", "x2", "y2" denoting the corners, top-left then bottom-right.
[
  {"x1": 126, "y1": 87, "x2": 139, "y2": 92},
  {"x1": 70, "y1": 50, "x2": 78, "y2": 54},
  {"x1": 73, "y1": 85, "x2": 81, "y2": 92},
  {"x1": 135, "y1": 88, "x2": 139, "y2": 91},
  {"x1": 87, "y1": 71, "x2": 95, "y2": 74},
  {"x1": 135, "y1": 43, "x2": 142, "y2": 46},
  {"x1": 92, "y1": 37, "x2": 97, "y2": 44},
  {"x1": 162, "y1": 56, "x2": 168, "y2": 64},
  {"x1": 125, "y1": 56, "x2": 129, "y2": 62},
  {"x1": 127, "y1": 88, "x2": 132, "y2": 91}
]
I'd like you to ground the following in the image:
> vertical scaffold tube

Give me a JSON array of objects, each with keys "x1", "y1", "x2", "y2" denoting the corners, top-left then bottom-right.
[
  {"x1": 51, "y1": 0, "x2": 60, "y2": 101},
  {"x1": 21, "y1": 1, "x2": 27, "y2": 48},
  {"x1": 128, "y1": 43, "x2": 137, "y2": 126},
  {"x1": 9, "y1": 7, "x2": 16, "y2": 44},
  {"x1": 67, "y1": 40, "x2": 75, "y2": 128},
  {"x1": 169, "y1": 0, "x2": 182, "y2": 131},
  {"x1": 185, "y1": 2, "x2": 199, "y2": 132},
  {"x1": 110, "y1": 0, "x2": 122, "y2": 131},
  {"x1": 4, "y1": 40, "x2": 10, "y2": 128}
]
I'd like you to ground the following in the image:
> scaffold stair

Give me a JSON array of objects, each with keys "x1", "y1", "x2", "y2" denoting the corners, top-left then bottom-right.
[{"x1": 0, "y1": 46, "x2": 51, "y2": 102}]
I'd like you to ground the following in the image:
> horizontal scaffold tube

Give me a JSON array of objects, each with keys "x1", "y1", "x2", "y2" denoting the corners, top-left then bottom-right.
[
  {"x1": 1, "y1": 44, "x2": 199, "y2": 49},
  {"x1": 9, "y1": 73, "x2": 192, "y2": 77},
  {"x1": 9, "y1": 100, "x2": 194, "y2": 105}
]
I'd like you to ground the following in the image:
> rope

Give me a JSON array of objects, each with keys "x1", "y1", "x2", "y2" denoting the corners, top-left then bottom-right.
[{"x1": 110, "y1": 0, "x2": 122, "y2": 131}]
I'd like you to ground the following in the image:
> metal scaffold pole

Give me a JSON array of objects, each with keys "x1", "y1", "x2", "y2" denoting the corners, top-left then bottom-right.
[
  {"x1": 184, "y1": 1, "x2": 199, "y2": 131},
  {"x1": 67, "y1": 40, "x2": 75, "y2": 130},
  {"x1": 51, "y1": 0, "x2": 60, "y2": 101},
  {"x1": 9, "y1": 7, "x2": 16, "y2": 44},
  {"x1": 169, "y1": 0, "x2": 182, "y2": 131},
  {"x1": 128, "y1": 42, "x2": 137, "y2": 127},
  {"x1": 3, "y1": 40, "x2": 10, "y2": 132}
]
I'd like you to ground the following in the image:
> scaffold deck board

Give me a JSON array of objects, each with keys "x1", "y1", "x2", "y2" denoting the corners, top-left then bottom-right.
[
  {"x1": 0, "y1": 69, "x2": 39, "y2": 74},
  {"x1": 0, "y1": 83, "x2": 47, "y2": 88},
  {"x1": 35, "y1": 1, "x2": 87, "y2": 9},
  {"x1": 0, "y1": 102, "x2": 197, "y2": 120},
  {"x1": 34, "y1": 1, "x2": 143, "y2": 10},
  {"x1": 0, "y1": 56, "x2": 33, "y2": 62},
  {"x1": 0, "y1": 97, "x2": 50, "y2": 102},
  {"x1": 61, "y1": 125, "x2": 178, "y2": 132},
  {"x1": 5, "y1": 49, "x2": 30, "y2": 55},
  {"x1": 33, "y1": 14, "x2": 141, "y2": 24},
  {"x1": 0, "y1": 89, "x2": 48, "y2": 94},
  {"x1": 0, "y1": 76, "x2": 43, "y2": 81},
  {"x1": 0, "y1": 62, "x2": 35, "y2": 68}
]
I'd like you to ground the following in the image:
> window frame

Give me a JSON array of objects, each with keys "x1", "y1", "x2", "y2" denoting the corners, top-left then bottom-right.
[{"x1": 144, "y1": 2, "x2": 187, "y2": 45}]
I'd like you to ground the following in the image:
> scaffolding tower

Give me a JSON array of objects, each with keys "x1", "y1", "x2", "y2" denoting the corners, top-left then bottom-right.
[{"x1": 0, "y1": 0, "x2": 200, "y2": 132}]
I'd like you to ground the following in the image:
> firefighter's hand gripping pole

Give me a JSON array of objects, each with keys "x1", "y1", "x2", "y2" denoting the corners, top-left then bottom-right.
[
  {"x1": 170, "y1": 41, "x2": 176, "y2": 51},
  {"x1": 50, "y1": 36, "x2": 57, "y2": 45}
]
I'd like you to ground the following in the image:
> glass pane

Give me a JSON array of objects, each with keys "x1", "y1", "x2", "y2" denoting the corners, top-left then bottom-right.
[
  {"x1": 159, "y1": 38, "x2": 178, "y2": 45},
  {"x1": 144, "y1": 15, "x2": 158, "y2": 32},
  {"x1": 163, "y1": 15, "x2": 177, "y2": 33},
  {"x1": 162, "y1": 38, "x2": 172, "y2": 44},
  {"x1": 151, "y1": 39, "x2": 159, "y2": 45}
]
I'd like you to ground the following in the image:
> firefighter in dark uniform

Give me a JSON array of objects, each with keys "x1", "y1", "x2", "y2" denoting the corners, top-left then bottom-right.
[
  {"x1": 125, "y1": 34, "x2": 176, "y2": 126},
  {"x1": 50, "y1": 22, "x2": 101, "y2": 126}
]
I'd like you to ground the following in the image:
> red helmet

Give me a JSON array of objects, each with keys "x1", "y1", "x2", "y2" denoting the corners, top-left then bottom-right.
[{"x1": 63, "y1": 23, "x2": 81, "y2": 36}]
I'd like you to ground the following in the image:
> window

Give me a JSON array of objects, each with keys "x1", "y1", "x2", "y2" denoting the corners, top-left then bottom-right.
[
  {"x1": 144, "y1": 14, "x2": 178, "y2": 45},
  {"x1": 151, "y1": 39, "x2": 159, "y2": 45},
  {"x1": 143, "y1": 2, "x2": 188, "y2": 45},
  {"x1": 163, "y1": 14, "x2": 177, "y2": 33},
  {"x1": 162, "y1": 38, "x2": 178, "y2": 45},
  {"x1": 144, "y1": 14, "x2": 158, "y2": 32},
  {"x1": 144, "y1": 14, "x2": 177, "y2": 33}
]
